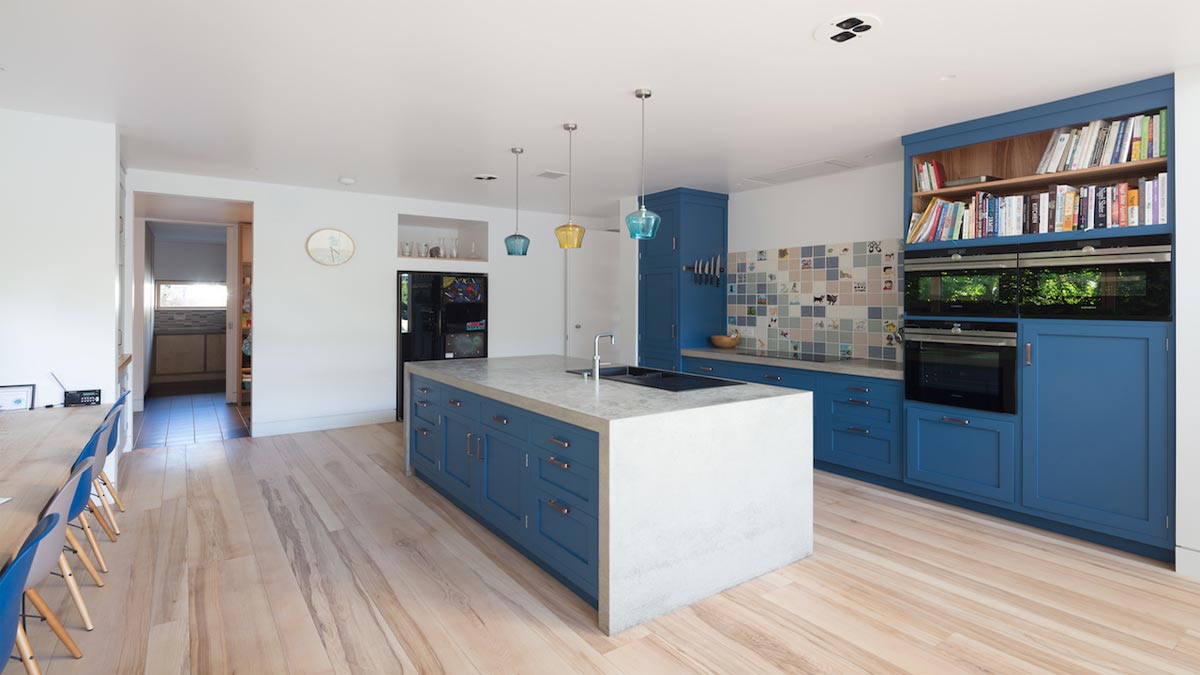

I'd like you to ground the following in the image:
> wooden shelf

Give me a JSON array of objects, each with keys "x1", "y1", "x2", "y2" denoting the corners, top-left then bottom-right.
[
  {"x1": 913, "y1": 157, "x2": 1168, "y2": 203},
  {"x1": 905, "y1": 223, "x2": 1172, "y2": 252}
]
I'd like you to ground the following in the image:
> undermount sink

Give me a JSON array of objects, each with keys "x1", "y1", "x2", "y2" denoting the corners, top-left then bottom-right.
[{"x1": 565, "y1": 365, "x2": 744, "y2": 392}]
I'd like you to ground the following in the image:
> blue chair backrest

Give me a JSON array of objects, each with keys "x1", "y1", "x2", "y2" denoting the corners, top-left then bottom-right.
[
  {"x1": 104, "y1": 391, "x2": 129, "y2": 420},
  {"x1": 104, "y1": 404, "x2": 124, "y2": 457},
  {"x1": 69, "y1": 424, "x2": 106, "y2": 520},
  {"x1": 0, "y1": 513, "x2": 60, "y2": 675}
]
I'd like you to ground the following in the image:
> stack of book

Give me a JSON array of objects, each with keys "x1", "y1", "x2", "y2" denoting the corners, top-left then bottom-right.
[
  {"x1": 1035, "y1": 109, "x2": 1168, "y2": 174},
  {"x1": 912, "y1": 160, "x2": 946, "y2": 191},
  {"x1": 905, "y1": 173, "x2": 1168, "y2": 243}
]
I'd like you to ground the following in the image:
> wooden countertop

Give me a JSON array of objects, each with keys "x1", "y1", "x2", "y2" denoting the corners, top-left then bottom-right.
[
  {"x1": 0, "y1": 406, "x2": 109, "y2": 568},
  {"x1": 117, "y1": 353, "x2": 132, "y2": 371}
]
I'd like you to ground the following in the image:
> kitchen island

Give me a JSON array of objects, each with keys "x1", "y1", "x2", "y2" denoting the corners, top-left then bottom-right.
[{"x1": 404, "y1": 355, "x2": 812, "y2": 635}]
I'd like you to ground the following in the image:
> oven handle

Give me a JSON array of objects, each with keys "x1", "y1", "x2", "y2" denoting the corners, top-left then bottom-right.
[
  {"x1": 1016, "y1": 252, "x2": 1171, "y2": 268},
  {"x1": 905, "y1": 260, "x2": 1016, "y2": 272},
  {"x1": 909, "y1": 335, "x2": 1017, "y2": 348}
]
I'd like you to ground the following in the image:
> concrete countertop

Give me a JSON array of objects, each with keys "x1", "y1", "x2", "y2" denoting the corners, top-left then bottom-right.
[
  {"x1": 681, "y1": 347, "x2": 904, "y2": 381},
  {"x1": 406, "y1": 355, "x2": 805, "y2": 432}
]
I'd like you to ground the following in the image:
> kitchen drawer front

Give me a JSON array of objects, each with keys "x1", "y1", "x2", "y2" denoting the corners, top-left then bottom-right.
[
  {"x1": 441, "y1": 386, "x2": 480, "y2": 419},
  {"x1": 639, "y1": 350, "x2": 678, "y2": 372},
  {"x1": 681, "y1": 357, "x2": 745, "y2": 381},
  {"x1": 480, "y1": 398, "x2": 530, "y2": 439},
  {"x1": 409, "y1": 419, "x2": 443, "y2": 475},
  {"x1": 411, "y1": 395, "x2": 441, "y2": 425},
  {"x1": 411, "y1": 376, "x2": 441, "y2": 402},
  {"x1": 824, "y1": 375, "x2": 902, "y2": 427},
  {"x1": 820, "y1": 421, "x2": 902, "y2": 479},
  {"x1": 527, "y1": 488, "x2": 599, "y2": 595},
  {"x1": 905, "y1": 405, "x2": 1017, "y2": 505},
  {"x1": 741, "y1": 364, "x2": 819, "y2": 392},
  {"x1": 530, "y1": 445, "x2": 599, "y2": 518},
  {"x1": 529, "y1": 418, "x2": 599, "y2": 467}
]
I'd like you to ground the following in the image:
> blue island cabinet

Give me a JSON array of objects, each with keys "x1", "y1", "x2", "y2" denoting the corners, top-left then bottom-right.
[
  {"x1": 1019, "y1": 320, "x2": 1173, "y2": 546},
  {"x1": 408, "y1": 375, "x2": 601, "y2": 605},
  {"x1": 638, "y1": 188, "x2": 728, "y2": 371}
]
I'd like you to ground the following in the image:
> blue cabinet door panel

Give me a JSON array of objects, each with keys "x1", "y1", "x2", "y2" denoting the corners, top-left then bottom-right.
[
  {"x1": 527, "y1": 489, "x2": 599, "y2": 594},
  {"x1": 905, "y1": 405, "x2": 1016, "y2": 504},
  {"x1": 530, "y1": 445, "x2": 599, "y2": 518},
  {"x1": 822, "y1": 422, "x2": 902, "y2": 479},
  {"x1": 477, "y1": 430, "x2": 527, "y2": 541},
  {"x1": 410, "y1": 418, "x2": 443, "y2": 475},
  {"x1": 1020, "y1": 321, "x2": 1170, "y2": 542},
  {"x1": 638, "y1": 267, "x2": 679, "y2": 359},
  {"x1": 440, "y1": 412, "x2": 477, "y2": 505}
]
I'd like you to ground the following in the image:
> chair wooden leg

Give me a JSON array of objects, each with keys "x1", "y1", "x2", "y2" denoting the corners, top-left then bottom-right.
[
  {"x1": 100, "y1": 469, "x2": 126, "y2": 512},
  {"x1": 78, "y1": 512, "x2": 108, "y2": 573},
  {"x1": 14, "y1": 622, "x2": 41, "y2": 675},
  {"x1": 64, "y1": 528, "x2": 104, "y2": 587},
  {"x1": 25, "y1": 588, "x2": 83, "y2": 659},
  {"x1": 94, "y1": 478, "x2": 121, "y2": 535},
  {"x1": 87, "y1": 498, "x2": 118, "y2": 542},
  {"x1": 58, "y1": 553, "x2": 94, "y2": 630}
]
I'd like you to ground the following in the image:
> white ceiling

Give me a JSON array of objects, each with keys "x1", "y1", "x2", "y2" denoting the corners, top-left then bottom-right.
[{"x1": 3, "y1": 1, "x2": 1199, "y2": 216}]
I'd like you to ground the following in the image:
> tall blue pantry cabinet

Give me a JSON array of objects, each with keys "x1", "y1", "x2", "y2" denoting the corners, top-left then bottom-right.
[
  {"x1": 897, "y1": 75, "x2": 1176, "y2": 558},
  {"x1": 637, "y1": 188, "x2": 728, "y2": 370}
]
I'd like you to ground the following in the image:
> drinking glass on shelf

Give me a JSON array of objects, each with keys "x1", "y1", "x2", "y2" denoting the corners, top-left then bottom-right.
[
  {"x1": 420, "y1": 242, "x2": 430, "y2": 257},
  {"x1": 450, "y1": 237, "x2": 459, "y2": 259},
  {"x1": 401, "y1": 241, "x2": 413, "y2": 257},
  {"x1": 438, "y1": 237, "x2": 447, "y2": 259}
]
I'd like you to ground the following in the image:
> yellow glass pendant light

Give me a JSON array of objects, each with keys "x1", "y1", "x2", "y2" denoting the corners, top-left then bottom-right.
[{"x1": 555, "y1": 122, "x2": 585, "y2": 249}]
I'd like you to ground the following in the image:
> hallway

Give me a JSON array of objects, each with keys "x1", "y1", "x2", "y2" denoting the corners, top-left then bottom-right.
[{"x1": 131, "y1": 390, "x2": 248, "y2": 448}]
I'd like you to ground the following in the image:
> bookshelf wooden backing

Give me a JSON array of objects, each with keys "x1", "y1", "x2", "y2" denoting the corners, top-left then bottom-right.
[{"x1": 912, "y1": 156, "x2": 1168, "y2": 206}]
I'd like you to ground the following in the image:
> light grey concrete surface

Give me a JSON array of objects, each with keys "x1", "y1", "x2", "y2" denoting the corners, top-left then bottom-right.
[{"x1": 681, "y1": 347, "x2": 904, "y2": 380}]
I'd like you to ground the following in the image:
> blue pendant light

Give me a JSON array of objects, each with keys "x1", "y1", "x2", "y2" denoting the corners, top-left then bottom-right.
[
  {"x1": 505, "y1": 146, "x2": 530, "y2": 256},
  {"x1": 625, "y1": 88, "x2": 661, "y2": 239}
]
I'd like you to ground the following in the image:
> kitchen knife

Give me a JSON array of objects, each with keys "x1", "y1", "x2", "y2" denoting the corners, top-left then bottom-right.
[{"x1": 716, "y1": 254, "x2": 721, "y2": 286}]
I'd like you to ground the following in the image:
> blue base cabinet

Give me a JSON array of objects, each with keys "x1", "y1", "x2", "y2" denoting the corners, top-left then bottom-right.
[
  {"x1": 905, "y1": 403, "x2": 1017, "y2": 505},
  {"x1": 1020, "y1": 320, "x2": 1173, "y2": 546},
  {"x1": 638, "y1": 189, "x2": 728, "y2": 371},
  {"x1": 409, "y1": 376, "x2": 600, "y2": 604}
]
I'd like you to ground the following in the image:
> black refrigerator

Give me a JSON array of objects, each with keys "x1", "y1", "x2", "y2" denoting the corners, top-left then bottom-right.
[{"x1": 397, "y1": 272, "x2": 488, "y2": 420}]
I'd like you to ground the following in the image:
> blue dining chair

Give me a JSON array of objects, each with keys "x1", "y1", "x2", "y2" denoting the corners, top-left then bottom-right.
[
  {"x1": 90, "y1": 396, "x2": 129, "y2": 537},
  {"x1": 70, "y1": 425, "x2": 110, "y2": 575},
  {"x1": 2, "y1": 513, "x2": 59, "y2": 675}
]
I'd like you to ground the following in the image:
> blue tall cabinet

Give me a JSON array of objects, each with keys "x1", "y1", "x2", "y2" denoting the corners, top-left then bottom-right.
[{"x1": 638, "y1": 188, "x2": 728, "y2": 370}]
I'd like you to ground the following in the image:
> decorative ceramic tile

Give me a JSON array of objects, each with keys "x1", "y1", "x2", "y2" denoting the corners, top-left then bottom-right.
[{"x1": 727, "y1": 238, "x2": 904, "y2": 362}]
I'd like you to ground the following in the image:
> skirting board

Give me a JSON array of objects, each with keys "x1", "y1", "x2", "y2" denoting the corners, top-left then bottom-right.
[
  {"x1": 1177, "y1": 546, "x2": 1200, "y2": 580},
  {"x1": 251, "y1": 408, "x2": 397, "y2": 437}
]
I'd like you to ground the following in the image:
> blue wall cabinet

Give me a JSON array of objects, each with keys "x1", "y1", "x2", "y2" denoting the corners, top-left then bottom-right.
[
  {"x1": 905, "y1": 404, "x2": 1017, "y2": 504},
  {"x1": 638, "y1": 189, "x2": 728, "y2": 370},
  {"x1": 1020, "y1": 321, "x2": 1172, "y2": 544}
]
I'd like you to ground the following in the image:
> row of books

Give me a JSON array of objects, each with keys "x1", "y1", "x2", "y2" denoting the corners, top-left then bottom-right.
[
  {"x1": 1035, "y1": 109, "x2": 1168, "y2": 174},
  {"x1": 912, "y1": 160, "x2": 946, "y2": 191},
  {"x1": 905, "y1": 173, "x2": 1168, "y2": 243}
]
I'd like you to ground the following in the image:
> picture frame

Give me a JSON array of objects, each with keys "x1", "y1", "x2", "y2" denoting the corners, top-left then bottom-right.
[{"x1": 0, "y1": 384, "x2": 36, "y2": 411}]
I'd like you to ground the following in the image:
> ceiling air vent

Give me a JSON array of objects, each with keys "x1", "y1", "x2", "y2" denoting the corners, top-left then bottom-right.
[
  {"x1": 537, "y1": 170, "x2": 569, "y2": 179},
  {"x1": 744, "y1": 158, "x2": 862, "y2": 186},
  {"x1": 813, "y1": 14, "x2": 882, "y2": 44}
]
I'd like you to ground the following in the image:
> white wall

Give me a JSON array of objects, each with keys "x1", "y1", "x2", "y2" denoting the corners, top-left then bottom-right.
[
  {"x1": 727, "y1": 162, "x2": 903, "y2": 252},
  {"x1": 153, "y1": 239, "x2": 226, "y2": 282},
  {"x1": 616, "y1": 196, "x2": 640, "y2": 364},
  {"x1": 1175, "y1": 65, "x2": 1200, "y2": 577},
  {"x1": 124, "y1": 169, "x2": 605, "y2": 436},
  {"x1": 565, "y1": 230, "x2": 622, "y2": 362},
  {"x1": 0, "y1": 109, "x2": 119, "y2": 408}
]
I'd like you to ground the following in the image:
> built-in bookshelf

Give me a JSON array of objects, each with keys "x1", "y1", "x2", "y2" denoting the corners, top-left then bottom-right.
[{"x1": 902, "y1": 75, "x2": 1174, "y2": 251}]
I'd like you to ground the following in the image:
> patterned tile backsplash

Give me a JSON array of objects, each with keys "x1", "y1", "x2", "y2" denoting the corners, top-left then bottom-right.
[
  {"x1": 726, "y1": 239, "x2": 904, "y2": 361},
  {"x1": 155, "y1": 309, "x2": 226, "y2": 333}
]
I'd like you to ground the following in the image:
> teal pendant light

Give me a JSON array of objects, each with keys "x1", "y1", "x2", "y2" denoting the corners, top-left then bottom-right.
[
  {"x1": 504, "y1": 146, "x2": 530, "y2": 256},
  {"x1": 625, "y1": 88, "x2": 661, "y2": 239}
]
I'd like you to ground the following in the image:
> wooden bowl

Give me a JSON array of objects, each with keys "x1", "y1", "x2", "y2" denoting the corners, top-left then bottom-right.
[{"x1": 709, "y1": 334, "x2": 740, "y2": 349}]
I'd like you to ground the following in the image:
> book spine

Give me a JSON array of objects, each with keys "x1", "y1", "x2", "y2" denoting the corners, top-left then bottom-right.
[
  {"x1": 1039, "y1": 192, "x2": 1050, "y2": 234},
  {"x1": 1120, "y1": 116, "x2": 1135, "y2": 163},
  {"x1": 1036, "y1": 128, "x2": 1063, "y2": 174},
  {"x1": 1130, "y1": 115, "x2": 1143, "y2": 161},
  {"x1": 1117, "y1": 183, "x2": 1128, "y2": 228},
  {"x1": 1158, "y1": 172, "x2": 1168, "y2": 225},
  {"x1": 1141, "y1": 115, "x2": 1151, "y2": 160},
  {"x1": 1148, "y1": 115, "x2": 1157, "y2": 159},
  {"x1": 1128, "y1": 188, "x2": 1139, "y2": 227},
  {"x1": 1095, "y1": 186, "x2": 1106, "y2": 230},
  {"x1": 1138, "y1": 177, "x2": 1148, "y2": 225},
  {"x1": 1110, "y1": 119, "x2": 1127, "y2": 164},
  {"x1": 1160, "y1": 109, "x2": 1169, "y2": 158},
  {"x1": 1100, "y1": 121, "x2": 1118, "y2": 166}
]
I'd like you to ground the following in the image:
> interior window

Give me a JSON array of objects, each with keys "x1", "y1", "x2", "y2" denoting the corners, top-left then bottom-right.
[{"x1": 157, "y1": 281, "x2": 228, "y2": 309}]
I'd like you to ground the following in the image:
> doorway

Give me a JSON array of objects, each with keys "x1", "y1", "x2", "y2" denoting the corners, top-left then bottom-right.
[{"x1": 129, "y1": 193, "x2": 253, "y2": 447}]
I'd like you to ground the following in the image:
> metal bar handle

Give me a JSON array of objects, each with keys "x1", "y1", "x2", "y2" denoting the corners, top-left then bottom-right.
[
  {"x1": 1025, "y1": 342, "x2": 1032, "y2": 366},
  {"x1": 417, "y1": 387, "x2": 430, "y2": 394},
  {"x1": 549, "y1": 436, "x2": 570, "y2": 448},
  {"x1": 448, "y1": 399, "x2": 463, "y2": 407},
  {"x1": 764, "y1": 375, "x2": 782, "y2": 382},
  {"x1": 417, "y1": 428, "x2": 429, "y2": 437},
  {"x1": 941, "y1": 416, "x2": 971, "y2": 425},
  {"x1": 492, "y1": 415, "x2": 509, "y2": 425},
  {"x1": 847, "y1": 386, "x2": 870, "y2": 393},
  {"x1": 547, "y1": 456, "x2": 570, "y2": 470},
  {"x1": 698, "y1": 366, "x2": 714, "y2": 372},
  {"x1": 848, "y1": 427, "x2": 870, "y2": 435},
  {"x1": 476, "y1": 436, "x2": 483, "y2": 461},
  {"x1": 466, "y1": 431, "x2": 474, "y2": 455},
  {"x1": 847, "y1": 398, "x2": 870, "y2": 406},
  {"x1": 417, "y1": 400, "x2": 429, "y2": 408},
  {"x1": 548, "y1": 499, "x2": 571, "y2": 515}
]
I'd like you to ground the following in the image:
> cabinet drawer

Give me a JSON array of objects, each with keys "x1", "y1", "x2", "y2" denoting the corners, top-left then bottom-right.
[
  {"x1": 823, "y1": 375, "x2": 902, "y2": 427},
  {"x1": 527, "y1": 488, "x2": 598, "y2": 595},
  {"x1": 411, "y1": 377, "x2": 440, "y2": 401},
  {"x1": 905, "y1": 405, "x2": 1016, "y2": 504},
  {"x1": 742, "y1": 365, "x2": 819, "y2": 392},
  {"x1": 529, "y1": 418, "x2": 599, "y2": 467},
  {"x1": 480, "y1": 399, "x2": 530, "y2": 438},
  {"x1": 682, "y1": 357, "x2": 744, "y2": 381},
  {"x1": 411, "y1": 396, "x2": 440, "y2": 425},
  {"x1": 530, "y1": 446, "x2": 599, "y2": 518},
  {"x1": 441, "y1": 387, "x2": 480, "y2": 419},
  {"x1": 409, "y1": 421, "x2": 442, "y2": 474},
  {"x1": 820, "y1": 421, "x2": 902, "y2": 479}
]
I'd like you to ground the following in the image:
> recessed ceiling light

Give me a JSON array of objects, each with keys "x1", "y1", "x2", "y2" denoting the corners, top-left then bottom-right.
[
  {"x1": 813, "y1": 14, "x2": 882, "y2": 43},
  {"x1": 940, "y1": 74, "x2": 958, "y2": 81},
  {"x1": 473, "y1": 174, "x2": 499, "y2": 181},
  {"x1": 338, "y1": 176, "x2": 356, "y2": 185}
]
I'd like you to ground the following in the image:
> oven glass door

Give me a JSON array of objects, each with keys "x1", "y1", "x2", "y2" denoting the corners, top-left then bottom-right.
[
  {"x1": 1018, "y1": 261, "x2": 1170, "y2": 320},
  {"x1": 905, "y1": 267, "x2": 1018, "y2": 317},
  {"x1": 904, "y1": 339, "x2": 1017, "y2": 414}
]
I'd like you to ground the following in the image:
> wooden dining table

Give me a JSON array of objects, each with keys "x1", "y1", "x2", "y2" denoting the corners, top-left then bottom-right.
[{"x1": 0, "y1": 406, "x2": 110, "y2": 569}]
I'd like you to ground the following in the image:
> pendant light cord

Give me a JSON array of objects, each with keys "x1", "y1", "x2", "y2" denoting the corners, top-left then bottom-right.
[
  {"x1": 639, "y1": 95, "x2": 646, "y2": 210},
  {"x1": 514, "y1": 150, "x2": 520, "y2": 234},
  {"x1": 567, "y1": 127, "x2": 574, "y2": 221}
]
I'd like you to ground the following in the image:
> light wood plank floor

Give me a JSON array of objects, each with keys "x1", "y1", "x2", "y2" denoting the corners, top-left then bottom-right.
[{"x1": 22, "y1": 422, "x2": 1200, "y2": 674}]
